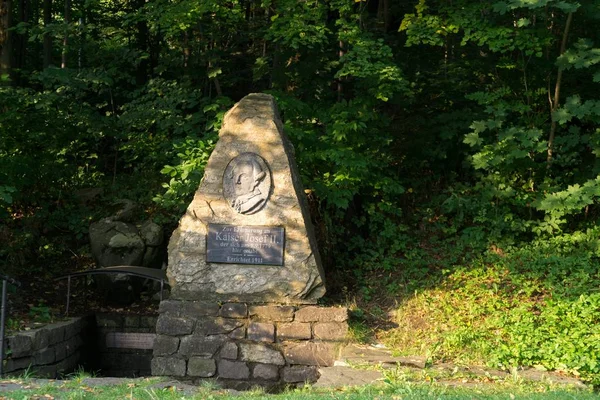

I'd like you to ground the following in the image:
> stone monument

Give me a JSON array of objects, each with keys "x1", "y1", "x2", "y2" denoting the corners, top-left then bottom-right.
[
  {"x1": 167, "y1": 93, "x2": 325, "y2": 304},
  {"x1": 152, "y1": 94, "x2": 348, "y2": 389}
]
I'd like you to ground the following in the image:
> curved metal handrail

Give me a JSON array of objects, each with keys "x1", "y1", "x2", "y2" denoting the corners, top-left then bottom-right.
[{"x1": 54, "y1": 266, "x2": 168, "y2": 316}]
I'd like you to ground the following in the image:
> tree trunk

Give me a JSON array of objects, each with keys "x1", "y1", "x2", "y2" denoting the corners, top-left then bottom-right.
[
  {"x1": 546, "y1": 12, "x2": 573, "y2": 169},
  {"x1": 43, "y1": 0, "x2": 52, "y2": 67},
  {"x1": 14, "y1": 0, "x2": 27, "y2": 80},
  {"x1": 337, "y1": 40, "x2": 344, "y2": 102},
  {"x1": 61, "y1": 0, "x2": 69, "y2": 68},
  {"x1": 133, "y1": 0, "x2": 148, "y2": 85},
  {"x1": 0, "y1": 0, "x2": 12, "y2": 82}
]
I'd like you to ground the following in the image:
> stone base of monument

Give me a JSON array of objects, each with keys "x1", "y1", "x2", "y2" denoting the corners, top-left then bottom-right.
[{"x1": 151, "y1": 300, "x2": 348, "y2": 389}]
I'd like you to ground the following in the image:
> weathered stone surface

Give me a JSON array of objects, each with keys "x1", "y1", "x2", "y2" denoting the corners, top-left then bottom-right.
[
  {"x1": 140, "y1": 220, "x2": 163, "y2": 246},
  {"x1": 239, "y1": 343, "x2": 285, "y2": 365},
  {"x1": 282, "y1": 366, "x2": 319, "y2": 383},
  {"x1": 196, "y1": 317, "x2": 244, "y2": 335},
  {"x1": 253, "y1": 364, "x2": 279, "y2": 381},
  {"x1": 151, "y1": 357, "x2": 186, "y2": 377},
  {"x1": 220, "y1": 303, "x2": 247, "y2": 318},
  {"x1": 249, "y1": 305, "x2": 295, "y2": 322},
  {"x1": 179, "y1": 335, "x2": 225, "y2": 357},
  {"x1": 247, "y1": 322, "x2": 275, "y2": 342},
  {"x1": 47, "y1": 323, "x2": 67, "y2": 345},
  {"x1": 6, "y1": 356, "x2": 33, "y2": 371},
  {"x1": 187, "y1": 357, "x2": 216, "y2": 377},
  {"x1": 89, "y1": 219, "x2": 145, "y2": 267},
  {"x1": 277, "y1": 322, "x2": 311, "y2": 341},
  {"x1": 220, "y1": 342, "x2": 238, "y2": 359},
  {"x1": 283, "y1": 342, "x2": 335, "y2": 366},
  {"x1": 55, "y1": 342, "x2": 67, "y2": 360},
  {"x1": 295, "y1": 306, "x2": 348, "y2": 323},
  {"x1": 229, "y1": 327, "x2": 246, "y2": 339},
  {"x1": 156, "y1": 314, "x2": 195, "y2": 335},
  {"x1": 140, "y1": 221, "x2": 165, "y2": 269},
  {"x1": 159, "y1": 300, "x2": 220, "y2": 317},
  {"x1": 166, "y1": 93, "x2": 326, "y2": 304},
  {"x1": 8, "y1": 334, "x2": 33, "y2": 358},
  {"x1": 153, "y1": 335, "x2": 180, "y2": 356},
  {"x1": 34, "y1": 347, "x2": 55, "y2": 365},
  {"x1": 218, "y1": 360, "x2": 250, "y2": 380},
  {"x1": 313, "y1": 322, "x2": 348, "y2": 341},
  {"x1": 64, "y1": 336, "x2": 79, "y2": 357}
]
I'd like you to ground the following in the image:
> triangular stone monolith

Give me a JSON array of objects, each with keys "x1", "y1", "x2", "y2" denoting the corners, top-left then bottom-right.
[{"x1": 167, "y1": 93, "x2": 325, "y2": 304}]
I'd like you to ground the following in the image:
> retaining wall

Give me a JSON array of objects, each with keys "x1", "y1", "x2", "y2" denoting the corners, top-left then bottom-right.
[
  {"x1": 3, "y1": 316, "x2": 93, "y2": 377},
  {"x1": 152, "y1": 301, "x2": 348, "y2": 390}
]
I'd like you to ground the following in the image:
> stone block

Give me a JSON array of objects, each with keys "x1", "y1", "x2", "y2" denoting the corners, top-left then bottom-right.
[
  {"x1": 187, "y1": 357, "x2": 216, "y2": 377},
  {"x1": 253, "y1": 364, "x2": 279, "y2": 381},
  {"x1": 196, "y1": 317, "x2": 243, "y2": 335},
  {"x1": 239, "y1": 343, "x2": 285, "y2": 365},
  {"x1": 220, "y1": 303, "x2": 247, "y2": 318},
  {"x1": 277, "y1": 322, "x2": 311, "y2": 341},
  {"x1": 156, "y1": 314, "x2": 195, "y2": 335},
  {"x1": 47, "y1": 323, "x2": 67, "y2": 345},
  {"x1": 313, "y1": 322, "x2": 349, "y2": 341},
  {"x1": 5, "y1": 357, "x2": 32, "y2": 372},
  {"x1": 159, "y1": 300, "x2": 219, "y2": 317},
  {"x1": 96, "y1": 314, "x2": 123, "y2": 329},
  {"x1": 249, "y1": 305, "x2": 295, "y2": 322},
  {"x1": 153, "y1": 335, "x2": 180, "y2": 356},
  {"x1": 218, "y1": 359, "x2": 249, "y2": 380},
  {"x1": 140, "y1": 316, "x2": 158, "y2": 328},
  {"x1": 151, "y1": 357, "x2": 186, "y2": 377},
  {"x1": 54, "y1": 342, "x2": 67, "y2": 361},
  {"x1": 229, "y1": 327, "x2": 246, "y2": 339},
  {"x1": 33, "y1": 364, "x2": 59, "y2": 379},
  {"x1": 34, "y1": 347, "x2": 55, "y2": 365},
  {"x1": 8, "y1": 334, "x2": 33, "y2": 358},
  {"x1": 64, "y1": 336, "x2": 78, "y2": 356},
  {"x1": 295, "y1": 306, "x2": 348, "y2": 323},
  {"x1": 30, "y1": 328, "x2": 50, "y2": 351},
  {"x1": 220, "y1": 342, "x2": 238, "y2": 359},
  {"x1": 247, "y1": 322, "x2": 275, "y2": 342},
  {"x1": 282, "y1": 366, "x2": 319, "y2": 383},
  {"x1": 124, "y1": 315, "x2": 141, "y2": 327},
  {"x1": 283, "y1": 342, "x2": 334, "y2": 366},
  {"x1": 179, "y1": 335, "x2": 225, "y2": 357}
]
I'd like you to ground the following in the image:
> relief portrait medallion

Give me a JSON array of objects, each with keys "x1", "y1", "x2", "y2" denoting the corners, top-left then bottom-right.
[{"x1": 223, "y1": 153, "x2": 272, "y2": 215}]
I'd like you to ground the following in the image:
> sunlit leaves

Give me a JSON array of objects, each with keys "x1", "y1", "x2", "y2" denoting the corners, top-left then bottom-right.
[
  {"x1": 556, "y1": 39, "x2": 600, "y2": 71},
  {"x1": 537, "y1": 176, "x2": 600, "y2": 219},
  {"x1": 554, "y1": 95, "x2": 600, "y2": 124}
]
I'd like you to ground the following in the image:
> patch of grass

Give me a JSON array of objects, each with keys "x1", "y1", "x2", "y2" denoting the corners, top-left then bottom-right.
[
  {"x1": 379, "y1": 234, "x2": 600, "y2": 384},
  {"x1": 0, "y1": 377, "x2": 594, "y2": 400}
]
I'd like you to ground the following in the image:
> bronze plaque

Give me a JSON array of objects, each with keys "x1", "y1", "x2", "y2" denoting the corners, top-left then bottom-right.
[
  {"x1": 206, "y1": 224, "x2": 284, "y2": 266},
  {"x1": 106, "y1": 332, "x2": 156, "y2": 349}
]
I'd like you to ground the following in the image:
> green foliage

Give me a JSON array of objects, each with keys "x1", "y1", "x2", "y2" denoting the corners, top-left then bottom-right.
[
  {"x1": 28, "y1": 303, "x2": 53, "y2": 323},
  {"x1": 384, "y1": 230, "x2": 600, "y2": 383}
]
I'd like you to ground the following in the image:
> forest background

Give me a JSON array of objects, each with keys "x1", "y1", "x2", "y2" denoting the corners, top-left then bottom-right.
[{"x1": 1, "y1": 0, "x2": 600, "y2": 386}]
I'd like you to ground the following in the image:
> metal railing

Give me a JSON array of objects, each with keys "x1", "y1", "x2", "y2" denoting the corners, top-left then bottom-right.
[
  {"x1": 0, "y1": 274, "x2": 21, "y2": 377},
  {"x1": 55, "y1": 266, "x2": 167, "y2": 315}
]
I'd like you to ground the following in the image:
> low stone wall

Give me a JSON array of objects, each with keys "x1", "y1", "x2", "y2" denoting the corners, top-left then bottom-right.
[
  {"x1": 93, "y1": 313, "x2": 158, "y2": 377},
  {"x1": 4, "y1": 317, "x2": 92, "y2": 377},
  {"x1": 151, "y1": 301, "x2": 348, "y2": 389}
]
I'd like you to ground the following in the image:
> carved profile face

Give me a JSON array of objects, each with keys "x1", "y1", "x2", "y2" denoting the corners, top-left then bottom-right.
[
  {"x1": 223, "y1": 153, "x2": 272, "y2": 215},
  {"x1": 233, "y1": 159, "x2": 266, "y2": 197}
]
